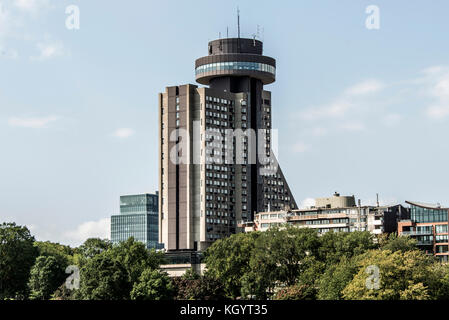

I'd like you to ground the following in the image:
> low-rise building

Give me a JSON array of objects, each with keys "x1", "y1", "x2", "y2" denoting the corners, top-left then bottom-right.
[
  {"x1": 239, "y1": 193, "x2": 407, "y2": 236},
  {"x1": 398, "y1": 201, "x2": 449, "y2": 262}
]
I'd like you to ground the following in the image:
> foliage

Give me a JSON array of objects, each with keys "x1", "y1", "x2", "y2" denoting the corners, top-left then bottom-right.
[
  {"x1": 318, "y1": 231, "x2": 378, "y2": 266},
  {"x1": 182, "y1": 268, "x2": 200, "y2": 280},
  {"x1": 173, "y1": 272, "x2": 225, "y2": 300},
  {"x1": 34, "y1": 241, "x2": 74, "y2": 266},
  {"x1": 342, "y1": 249, "x2": 446, "y2": 300},
  {"x1": 273, "y1": 283, "x2": 317, "y2": 300},
  {"x1": 76, "y1": 238, "x2": 112, "y2": 260},
  {"x1": 0, "y1": 223, "x2": 39, "y2": 299},
  {"x1": 51, "y1": 283, "x2": 75, "y2": 300},
  {"x1": 243, "y1": 226, "x2": 320, "y2": 299},
  {"x1": 76, "y1": 252, "x2": 131, "y2": 300},
  {"x1": 28, "y1": 255, "x2": 66, "y2": 300},
  {"x1": 130, "y1": 269, "x2": 174, "y2": 300},
  {"x1": 204, "y1": 232, "x2": 260, "y2": 299},
  {"x1": 317, "y1": 256, "x2": 359, "y2": 300},
  {"x1": 379, "y1": 233, "x2": 418, "y2": 253},
  {"x1": 4, "y1": 219, "x2": 449, "y2": 301},
  {"x1": 109, "y1": 237, "x2": 165, "y2": 285}
]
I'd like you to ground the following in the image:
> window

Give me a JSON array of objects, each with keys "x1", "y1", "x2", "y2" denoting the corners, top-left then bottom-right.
[
  {"x1": 436, "y1": 224, "x2": 448, "y2": 234},
  {"x1": 436, "y1": 235, "x2": 448, "y2": 243}
]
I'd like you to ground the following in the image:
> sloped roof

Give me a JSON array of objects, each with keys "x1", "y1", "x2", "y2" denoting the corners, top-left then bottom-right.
[{"x1": 405, "y1": 200, "x2": 446, "y2": 209}]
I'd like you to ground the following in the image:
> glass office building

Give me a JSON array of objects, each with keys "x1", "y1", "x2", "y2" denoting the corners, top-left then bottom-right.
[
  {"x1": 398, "y1": 201, "x2": 449, "y2": 262},
  {"x1": 111, "y1": 193, "x2": 163, "y2": 250}
]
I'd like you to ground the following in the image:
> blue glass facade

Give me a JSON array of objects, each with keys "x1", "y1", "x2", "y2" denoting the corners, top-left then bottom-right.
[
  {"x1": 403, "y1": 202, "x2": 449, "y2": 262},
  {"x1": 410, "y1": 204, "x2": 448, "y2": 223},
  {"x1": 195, "y1": 61, "x2": 276, "y2": 76},
  {"x1": 111, "y1": 193, "x2": 163, "y2": 250}
]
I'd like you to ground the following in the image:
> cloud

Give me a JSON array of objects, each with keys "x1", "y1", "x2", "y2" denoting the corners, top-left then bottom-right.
[
  {"x1": 420, "y1": 66, "x2": 449, "y2": 119},
  {"x1": 300, "y1": 198, "x2": 315, "y2": 209},
  {"x1": 64, "y1": 218, "x2": 111, "y2": 246},
  {"x1": 300, "y1": 99, "x2": 353, "y2": 120},
  {"x1": 345, "y1": 79, "x2": 384, "y2": 96},
  {"x1": 113, "y1": 128, "x2": 135, "y2": 138},
  {"x1": 31, "y1": 41, "x2": 64, "y2": 60},
  {"x1": 8, "y1": 115, "x2": 59, "y2": 128},
  {"x1": 299, "y1": 79, "x2": 384, "y2": 121},
  {"x1": 13, "y1": 0, "x2": 50, "y2": 13}
]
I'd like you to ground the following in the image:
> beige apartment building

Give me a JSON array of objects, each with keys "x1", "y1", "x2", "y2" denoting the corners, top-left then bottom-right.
[{"x1": 240, "y1": 193, "x2": 406, "y2": 236}]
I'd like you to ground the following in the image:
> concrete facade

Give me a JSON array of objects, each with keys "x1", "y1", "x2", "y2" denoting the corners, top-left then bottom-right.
[{"x1": 159, "y1": 38, "x2": 297, "y2": 252}]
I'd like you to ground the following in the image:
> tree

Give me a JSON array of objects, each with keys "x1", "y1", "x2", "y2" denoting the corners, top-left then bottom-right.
[
  {"x1": 28, "y1": 255, "x2": 66, "y2": 300},
  {"x1": 130, "y1": 269, "x2": 174, "y2": 300},
  {"x1": 0, "y1": 222, "x2": 38, "y2": 299},
  {"x1": 182, "y1": 268, "x2": 200, "y2": 280},
  {"x1": 109, "y1": 237, "x2": 165, "y2": 285},
  {"x1": 273, "y1": 283, "x2": 316, "y2": 300},
  {"x1": 379, "y1": 233, "x2": 418, "y2": 253},
  {"x1": 243, "y1": 226, "x2": 320, "y2": 299},
  {"x1": 34, "y1": 241, "x2": 74, "y2": 267},
  {"x1": 317, "y1": 256, "x2": 359, "y2": 300},
  {"x1": 342, "y1": 249, "x2": 444, "y2": 300},
  {"x1": 173, "y1": 271, "x2": 225, "y2": 300},
  {"x1": 52, "y1": 283, "x2": 75, "y2": 300},
  {"x1": 77, "y1": 252, "x2": 131, "y2": 300},
  {"x1": 76, "y1": 238, "x2": 112, "y2": 260},
  {"x1": 204, "y1": 232, "x2": 260, "y2": 299},
  {"x1": 318, "y1": 231, "x2": 377, "y2": 266}
]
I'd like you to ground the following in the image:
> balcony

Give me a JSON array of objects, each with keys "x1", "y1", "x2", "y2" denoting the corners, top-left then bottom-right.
[
  {"x1": 417, "y1": 240, "x2": 433, "y2": 246},
  {"x1": 401, "y1": 230, "x2": 433, "y2": 236}
]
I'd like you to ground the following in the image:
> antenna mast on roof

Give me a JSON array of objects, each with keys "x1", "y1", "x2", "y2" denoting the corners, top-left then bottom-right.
[{"x1": 237, "y1": 7, "x2": 241, "y2": 39}]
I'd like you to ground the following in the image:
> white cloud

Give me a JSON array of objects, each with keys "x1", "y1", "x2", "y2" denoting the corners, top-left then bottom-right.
[
  {"x1": 113, "y1": 128, "x2": 135, "y2": 138},
  {"x1": 31, "y1": 41, "x2": 64, "y2": 60},
  {"x1": 422, "y1": 66, "x2": 445, "y2": 76},
  {"x1": 423, "y1": 68, "x2": 449, "y2": 119},
  {"x1": 13, "y1": 0, "x2": 50, "y2": 13},
  {"x1": 345, "y1": 79, "x2": 384, "y2": 96},
  {"x1": 300, "y1": 198, "x2": 315, "y2": 209},
  {"x1": 64, "y1": 218, "x2": 111, "y2": 246},
  {"x1": 300, "y1": 99, "x2": 353, "y2": 120},
  {"x1": 299, "y1": 79, "x2": 384, "y2": 121},
  {"x1": 8, "y1": 115, "x2": 59, "y2": 128}
]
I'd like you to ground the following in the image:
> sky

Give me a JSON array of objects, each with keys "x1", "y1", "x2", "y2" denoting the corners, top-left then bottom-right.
[{"x1": 1, "y1": 0, "x2": 449, "y2": 247}]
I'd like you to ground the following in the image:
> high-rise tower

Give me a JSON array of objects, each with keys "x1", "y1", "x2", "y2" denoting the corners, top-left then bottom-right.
[{"x1": 159, "y1": 37, "x2": 297, "y2": 252}]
